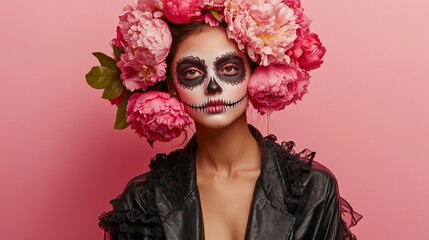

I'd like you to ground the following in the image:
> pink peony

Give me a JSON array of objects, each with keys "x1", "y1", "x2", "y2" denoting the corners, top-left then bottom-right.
[
  {"x1": 163, "y1": 0, "x2": 202, "y2": 24},
  {"x1": 225, "y1": 0, "x2": 299, "y2": 66},
  {"x1": 248, "y1": 64, "x2": 310, "y2": 115},
  {"x1": 115, "y1": 4, "x2": 172, "y2": 91},
  {"x1": 126, "y1": 92, "x2": 191, "y2": 143},
  {"x1": 134, "y1": 0, "x2": 164, "y2": 17},
  {"x1": 118, "y1": 9, "x2": 171, "y2": 64},
  {"x1": 117, "y1": 49, "x2": 167, "y2": 91},
  {"x1": 283, "y1": 0, "x2": 301, "y2": 9},
  {"x1": 281, "y1": 0, "x2": 311, "y2": 31},
  {"x1": 287, "y1": 32, "x2": 326, "y2": 71},
  {"x1": 293, "y1": 8, "x2": 311, "y2": 31}
]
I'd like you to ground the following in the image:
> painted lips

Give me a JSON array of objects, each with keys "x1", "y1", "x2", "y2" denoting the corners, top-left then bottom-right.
[{"x1": 184, "y1": 94, "x2": 246, "y2": 114}]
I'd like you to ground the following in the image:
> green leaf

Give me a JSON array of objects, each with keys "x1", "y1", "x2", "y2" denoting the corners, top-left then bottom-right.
[
  {"x1": 102, "y1": 77, "x2": 125, "y2": 100},
  {"x1": 114, "y1": 91, "x2": 132, "y2": 130},
  {"x1": 92, "y1": 52, "x2": 118, "y2": 70},
  {"x1": 112, "y1": 44, "x2": 124, "y2": 61},
  {"x1": 85, "y1": 66, "x2": 117, "y2": 89},
  {"x1": 209, "y1": 10, "x2": 221, "y2": 22}
]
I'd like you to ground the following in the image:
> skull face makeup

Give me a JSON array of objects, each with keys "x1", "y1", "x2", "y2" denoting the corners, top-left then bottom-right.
[
  {"x1": 171, "y1": 26, "x2": 251, "y2": 129},
  {"x1": 213, "y1": 51, "x2": 247, "y2": 86}
]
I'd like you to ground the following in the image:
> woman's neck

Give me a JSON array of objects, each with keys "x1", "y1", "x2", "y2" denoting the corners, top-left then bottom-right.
[{"x1": 195, "y1": 114, "x2": 261, "y2": 177}]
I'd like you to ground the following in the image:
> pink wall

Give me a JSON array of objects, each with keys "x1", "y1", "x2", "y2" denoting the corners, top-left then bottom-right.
[{"x1": 1, "y1": 0, "x2": 428, "y2": 239}]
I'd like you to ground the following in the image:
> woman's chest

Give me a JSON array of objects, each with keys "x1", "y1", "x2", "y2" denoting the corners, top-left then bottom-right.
[{"x1": 197, "y1": 173, "x2": 259, "y2": 240}]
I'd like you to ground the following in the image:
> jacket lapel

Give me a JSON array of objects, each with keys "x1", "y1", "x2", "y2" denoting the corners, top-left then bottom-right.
[
  {"x1": 245, "y1": 167, "x2": 295, "y2": 240},
  {"x1": 244, "y1": 132, "x2": 296, "y2": 240},
  {"x1": 155, "y1": 135, "x2": 205, "y2": 240},
  {"x1": 156, "y1": 187, "x2": 204, "y2": 240}
]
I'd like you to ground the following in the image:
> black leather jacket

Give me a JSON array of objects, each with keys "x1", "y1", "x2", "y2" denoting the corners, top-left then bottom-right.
[{"x1": 99, "y1": 126, "x2": 360, "y2": 239}]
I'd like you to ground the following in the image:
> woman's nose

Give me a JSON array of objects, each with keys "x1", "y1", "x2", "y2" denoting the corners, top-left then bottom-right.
[{"x1": 206, "y1": 76, "x2": 222, "y2": 94}]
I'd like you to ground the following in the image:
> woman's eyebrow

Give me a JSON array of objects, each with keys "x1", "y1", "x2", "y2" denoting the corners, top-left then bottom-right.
[
  {"x1": 176, "y1": 56, "x2": 207, "y2": 69},
  {"x1": 214, "y1": 51, "x2": 244, "y2": 68}
]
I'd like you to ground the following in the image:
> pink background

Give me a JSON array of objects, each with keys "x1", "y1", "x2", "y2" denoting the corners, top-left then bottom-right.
[{"x1": 1, "y1": 0, "x2": 428, "y2": 239}]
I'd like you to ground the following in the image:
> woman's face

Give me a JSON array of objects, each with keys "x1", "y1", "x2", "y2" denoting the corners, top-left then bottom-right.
[{"x1": 171, "y1": 26, "x2": 251, "y2": 129}]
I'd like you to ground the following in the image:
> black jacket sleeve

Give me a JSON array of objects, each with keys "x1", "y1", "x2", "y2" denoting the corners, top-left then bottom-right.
[
  {"x1": 319, "y1": 176, "x2": 343, "y2": 239},
  {"x1": 293, "y1": 163, "x2": 355, "y2": 240}
]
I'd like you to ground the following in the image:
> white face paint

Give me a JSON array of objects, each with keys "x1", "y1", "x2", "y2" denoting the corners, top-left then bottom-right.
[{"x1": 172, "y1": 26, "x2": 251, "y2": 129}]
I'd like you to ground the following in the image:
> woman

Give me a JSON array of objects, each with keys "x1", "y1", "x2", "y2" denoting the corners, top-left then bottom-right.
[{"x1": 88, "y1": 0, "x2": 361, "y2": 239}]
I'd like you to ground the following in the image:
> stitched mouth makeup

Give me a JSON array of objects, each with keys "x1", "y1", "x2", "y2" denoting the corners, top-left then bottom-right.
[{"x1": 183, "y1": 94, "x2": 247, "y2": 114}]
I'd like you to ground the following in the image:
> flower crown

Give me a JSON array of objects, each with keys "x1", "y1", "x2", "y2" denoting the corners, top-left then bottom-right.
[{"x1": 86, "y1": 0, "x2": 326, "y2": 145}]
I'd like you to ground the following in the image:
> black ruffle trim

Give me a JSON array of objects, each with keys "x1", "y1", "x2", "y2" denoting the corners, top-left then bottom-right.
[
  {"x1": 340, "y1": 197, "x2": 363, "y2": 240},
  {"x1": 99, "y1": 208, "x2": 163, "y2": 239},
  {"x1": 98, "y1": 151, "x2": 183, "y2": 240}
]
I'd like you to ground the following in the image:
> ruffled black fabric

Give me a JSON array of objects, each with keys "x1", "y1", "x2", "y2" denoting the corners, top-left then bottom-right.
[
  {"x1": 340, "y1": 197, "x2": 363, "y2": 240},
  {"x1": 99, "y1": 208, "x2": 163, "y2": 240}
]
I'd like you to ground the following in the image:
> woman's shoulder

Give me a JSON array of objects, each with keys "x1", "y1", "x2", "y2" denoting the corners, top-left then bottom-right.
[
  {"x1": 114, "y1": 148, "x2": 184, "y2": 210},
  {"x1": 264, "y1": 133, "x2": 337, "y2": 184},
  {"x1": 263, "y1": 134, "x2": 339, "y2": 210},
  {"x1": 98, "y1": 149, "x2": 185, "y2": 237}
]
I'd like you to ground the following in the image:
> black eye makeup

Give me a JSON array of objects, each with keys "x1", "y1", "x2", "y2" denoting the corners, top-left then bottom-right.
[
  {"x1": 176, "y1": 56, "x2": 207, "y2": 90},
  {"x1": 214, "y1": 51, "x2": 246, "y2": 85}
]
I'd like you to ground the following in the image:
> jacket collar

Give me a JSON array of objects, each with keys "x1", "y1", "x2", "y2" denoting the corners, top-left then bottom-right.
[{"x1": 155, "y1": 125, "x2": 295, "y2": 240}]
